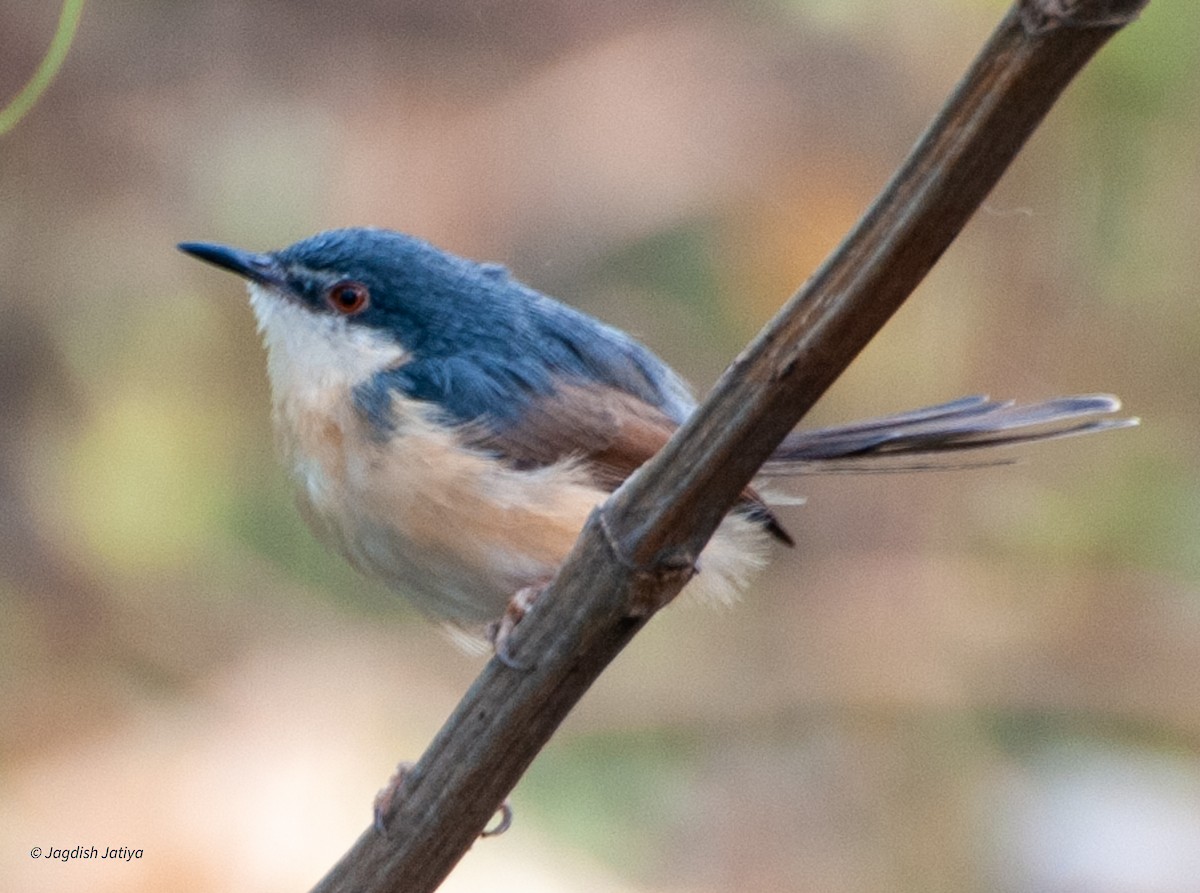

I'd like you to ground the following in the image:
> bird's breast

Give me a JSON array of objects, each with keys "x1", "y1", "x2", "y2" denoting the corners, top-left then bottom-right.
[{"x1": 272, "y1": 383, "x2": 607, "y2": 627}]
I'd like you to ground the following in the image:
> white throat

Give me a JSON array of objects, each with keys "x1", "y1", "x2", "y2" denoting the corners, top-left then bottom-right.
[{"x1": 247, "y1": 283, "x2": 407, "y2": 404}]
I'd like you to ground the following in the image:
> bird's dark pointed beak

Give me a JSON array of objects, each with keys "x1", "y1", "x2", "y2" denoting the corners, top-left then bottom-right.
[{"x1": 178, "y1": 241, "x2": 289, "y2": 289}]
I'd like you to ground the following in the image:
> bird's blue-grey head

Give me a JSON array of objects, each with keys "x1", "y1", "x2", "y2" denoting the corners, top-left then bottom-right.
[{"x1": 179, "y1": 228, "x2": 696, "y2": 432}]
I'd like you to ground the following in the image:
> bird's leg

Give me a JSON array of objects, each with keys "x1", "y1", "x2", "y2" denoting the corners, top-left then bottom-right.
[{"x1": 486, "y1": 583, "x2": 546, "y2": 671}]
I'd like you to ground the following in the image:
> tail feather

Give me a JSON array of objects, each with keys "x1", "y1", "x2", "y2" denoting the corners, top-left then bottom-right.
[{"x1": 761, "y1": 394, "x2": 1136, "y2": 475}]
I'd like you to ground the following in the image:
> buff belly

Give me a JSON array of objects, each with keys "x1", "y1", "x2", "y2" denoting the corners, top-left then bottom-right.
[{"x1": 279, "y1": 385, "x2": 769, "y2": 629}]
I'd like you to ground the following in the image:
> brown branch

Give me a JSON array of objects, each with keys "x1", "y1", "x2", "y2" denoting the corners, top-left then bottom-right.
[{"x1": 309, "y1": 2, "x2": 1148, "y2": 891}]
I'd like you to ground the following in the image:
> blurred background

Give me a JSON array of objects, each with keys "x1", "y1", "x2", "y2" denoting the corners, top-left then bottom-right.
[{"x1": 1, "y1": 1, "x2": 1197, "y2": 891}]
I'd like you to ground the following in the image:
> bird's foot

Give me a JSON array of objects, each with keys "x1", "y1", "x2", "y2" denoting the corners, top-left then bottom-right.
[
  {"x1": 373, "y1": 760, "x2": 513, "y2": 838},
  {"x1": 485, "y1": 584, "x2": 544, "y2": 671},
  {"x1": 373, "y1": 761, "x2": 414, "y2": 835}
]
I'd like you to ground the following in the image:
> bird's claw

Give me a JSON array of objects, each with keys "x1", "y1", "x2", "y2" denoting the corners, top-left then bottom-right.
[
  {"x1": 486, "y1": 584, "x2": 543, "y2": 671},
  {"x1": 373, "y1": 761, "x2": 514, "y2": 839},
  {"x1": 482, "y1": 800, "x2": 514, "y2": 837},
  {"x1": 373, "y1": 761, "x2": 414, "y2": 835}
]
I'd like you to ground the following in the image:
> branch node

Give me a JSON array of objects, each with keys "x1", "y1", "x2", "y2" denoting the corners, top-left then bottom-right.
[
  {"x1": 596, "y1": 508, "x2": 696, "y2": 616},
  {"x1": 596, "y1": 507, "x2": 640, "y2": 572}
]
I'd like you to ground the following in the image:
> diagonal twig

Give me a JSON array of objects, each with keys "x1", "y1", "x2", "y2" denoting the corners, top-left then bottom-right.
[{"x1": 309, "y1": 2, "x2": 1149, "y2": 890}]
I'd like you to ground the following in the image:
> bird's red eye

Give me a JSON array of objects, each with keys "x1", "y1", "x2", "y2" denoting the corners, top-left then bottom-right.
[{"x1": 326, "y1": 280, "x2": 370, "y2": 315}]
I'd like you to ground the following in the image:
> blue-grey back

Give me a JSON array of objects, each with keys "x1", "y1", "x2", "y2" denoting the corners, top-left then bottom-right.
[{"x1": 282, "y1": 229, "x2": 696, "y2": 432}]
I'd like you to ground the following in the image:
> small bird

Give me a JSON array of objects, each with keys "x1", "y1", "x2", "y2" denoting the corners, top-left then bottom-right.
[{"x1": 179, "y1": 228, "x2": 1133, "y2": 639}]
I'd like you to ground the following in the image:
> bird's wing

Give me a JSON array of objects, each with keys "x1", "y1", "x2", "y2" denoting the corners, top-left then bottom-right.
[
  {"x1": 357, "y1": 351, "x2": 683, "y2": 482},
  {"x1": 464, "y1": 380, "x2": 794, "y2": 545},
  {"x1": 465, "y1": 381, "x2": 673, "y2": 481}
]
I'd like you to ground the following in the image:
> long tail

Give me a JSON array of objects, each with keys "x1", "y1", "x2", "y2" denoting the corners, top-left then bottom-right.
[{"x1": 761, "y1": 395, "x2": 1137, "y2": 475}]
